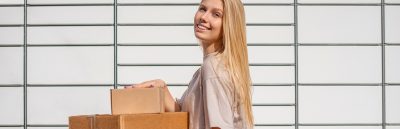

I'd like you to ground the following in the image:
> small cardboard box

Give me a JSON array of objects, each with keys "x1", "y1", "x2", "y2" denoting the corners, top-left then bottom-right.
[
  {"x1": 111, "y1": 88, "x2": 164, "y2": 114},
  {"x1": 69, "y1": 112, "x2": 189, "y2": 129}
]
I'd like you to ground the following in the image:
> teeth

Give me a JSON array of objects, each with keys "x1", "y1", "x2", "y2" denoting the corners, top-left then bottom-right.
[{"x1": 197, "y1": 24, "x2": 209, "y2": 30}]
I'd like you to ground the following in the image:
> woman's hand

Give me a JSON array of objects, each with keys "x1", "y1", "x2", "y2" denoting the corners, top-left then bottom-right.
[
  {"x1": 124, "y1": 79, "x2": 181, "y2": 112},
  {"x1": 124, "y1": 79, "x2": 166, "y2": 89}
]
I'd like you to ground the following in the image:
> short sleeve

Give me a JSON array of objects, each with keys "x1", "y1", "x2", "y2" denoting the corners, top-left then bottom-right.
[
  {"x1": 202, "y1": 77, "x2": 234, "y2": 129},
  {"x1": 176, "y1": 97, "x2": 183, "y2": 109}
]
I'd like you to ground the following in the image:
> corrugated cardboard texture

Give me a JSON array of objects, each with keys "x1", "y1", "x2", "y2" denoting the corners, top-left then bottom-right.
[
  {"x1": 69, "y1": 112, "x2": 189, "y2": 129},
  {"x1": 111, "y1": 88, "x2": 164, "y2": 114}
]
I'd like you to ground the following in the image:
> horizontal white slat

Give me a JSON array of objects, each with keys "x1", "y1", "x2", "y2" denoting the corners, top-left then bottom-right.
[
  {"x1": 248, "y1": 46, "x2": 294, "y2": 64},
  {"x1": 247, "y1": 26, "x2": 294, "y2": 44},
  {"x1": 118, "y1": 26, "x2": 293, "y2": 44},
  {"x1": 118, "y1": 26, "x2": 197, "y2": 44},
  {"x1": 118, "y1": 66, "x2": 199, "y2": 84},
  {"x1": 118, "y1": 6, "x2": 196, "y2": 24},
  {"x1": 298, "y1": 6, "x2": 381, "y2": 44},
  {"x1": 0, "y1": 27, "x2": 23, "y2": 45},
  {"x1": 27, "y1": 87, "x2": 112, "y2": 124},
  {"x1": 0, "y1": 0, "x2": 23, "y2": 4},
  {"x1": 298, "y1": 0, "x2": 380, "y2": 3},
  {"x1": 255, "y1": 127, "x2": 294, "y2": 129},
  {"x1": 28, "y1": 0, "x2": 113, "y2": 4},
  {"x1": 385, "y1": 6, "x2": 400, "y2": 43},
  {"x1": 386, "y1": 86, "x2": 400, "y2": 123},
  {"x1": 242, "y1": 0, "x2": 293, "y2": 3},
  {"x1": 118, "y1": 46, "x2": 202, "y2": 64},
  {"x1": 168, "y1": 86, "x2": 188, "y2": 99},
  {"x1": 118, "y1": 46, "x2": 293, "y2": 64},
  {"x1": 299, "y1": 46, "x2": 381, "y2": 83},
  {"x1": 27, "y1": 47, "x2": 114, "y2": 84},
  {"x1": 245, "y1": 6, "x2": 293, "y2": 24},
  {"x1": 0, "y1": 87, "x2": 23, "y2": 124},
  {"x1": 386, "y1": 0, "x2": 400, "y2": 3},
  {"x1": 253, "y1": 106, "x2": 294, "y2": 124},
  {"x1": 251, "y1": 66, "x2": 294, "y2": 84},
  {"x1": 0, "y1": 7, "x2": 24, "y2": 24},
  {"x1": 27, "y1": 6, "x2": 113, "y2": 24},
  {"x1": 253, "y1": 86, "x2": 294, "y2": 104},
  {"x1": 27, "y1": 26, "x2": 113, "y2": 44},
  {"x1": 299, "y1": 86, "x2": 382, "y2": 123},
  {"x1": 0, "y1": 47, "x2": 23, "y2": 84},
  {"x1": 299, "y1": 127, "x2": 381, "y2": 129},
  {"x1": 386, "y1": 46, "x2": 400, "y2": 83}
]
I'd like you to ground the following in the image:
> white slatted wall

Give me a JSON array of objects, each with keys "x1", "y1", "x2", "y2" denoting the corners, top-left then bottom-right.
[{"x1": 0, "y1": 0, "x2": 399, "y2": 129}]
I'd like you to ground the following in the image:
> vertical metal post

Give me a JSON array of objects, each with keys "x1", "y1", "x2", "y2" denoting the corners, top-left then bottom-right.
[
  {"x1": 114, "y1": 0, "x2": 118, "y2": 89},
  {"x1": 381, "y1": 0, "x2": 386, "y2": 129},
  {"x1": 294, "y1": 0, "x2": 299, "y2": 129},
  {"x1": 23, "y1": 0, "x2": 28, "y2": 129}
]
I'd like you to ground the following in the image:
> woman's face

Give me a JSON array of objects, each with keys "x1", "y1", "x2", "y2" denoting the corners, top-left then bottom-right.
[{"x1": 194, "y1": 0, "x2": 223, "y2": 43}]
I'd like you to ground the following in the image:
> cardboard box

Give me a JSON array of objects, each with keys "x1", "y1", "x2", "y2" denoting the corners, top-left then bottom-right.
[
  {"x1": 111, "y1": 88, "x2": 164, "y2": 114},
  {"x1": 69, "y1": 112, "x2": 189, "y2": 129}
]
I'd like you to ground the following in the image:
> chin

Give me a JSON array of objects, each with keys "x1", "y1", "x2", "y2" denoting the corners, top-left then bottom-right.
[
  {"x1": 195, "y1": 32, "x2": 219, "y2": 42},
  {"x1": 195, "y1": 33, "x2": 207, "y2": 41}
]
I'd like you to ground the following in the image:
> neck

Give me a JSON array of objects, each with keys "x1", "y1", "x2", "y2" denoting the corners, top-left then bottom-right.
[{"x1": 201, "y1": 40, "x2": 222, "y2": 57}]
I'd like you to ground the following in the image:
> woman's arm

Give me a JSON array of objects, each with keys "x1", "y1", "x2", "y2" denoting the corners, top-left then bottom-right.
[
  {"x1": 125, "y1": 79, "x2": 180, "y2": 112},
  {"x1": 163, "y1": 85, "x2": 181, "y2": 112}
]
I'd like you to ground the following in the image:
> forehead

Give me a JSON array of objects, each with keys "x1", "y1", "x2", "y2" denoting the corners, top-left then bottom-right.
[{"x1": 200, "y1": 0, "x2": 223, "y2": 11}]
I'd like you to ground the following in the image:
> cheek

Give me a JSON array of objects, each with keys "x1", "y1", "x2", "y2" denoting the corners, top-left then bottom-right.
[
  {"x1": 194, "y1": 12, "x2": 201, "y2": 23},
  {"x1": 213, "y1": 21, "x2": 223, "y2": 34}
]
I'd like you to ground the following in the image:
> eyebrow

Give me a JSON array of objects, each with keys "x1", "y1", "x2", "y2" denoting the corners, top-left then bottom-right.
[{"x1": 214, "y1": 8, "x2": 223, "y2": 12}]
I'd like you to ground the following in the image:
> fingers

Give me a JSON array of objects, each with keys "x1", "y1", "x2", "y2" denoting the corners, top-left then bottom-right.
[
  {"x1": 124, "y1": 79, "x2": 166, "y2": 89},
  {"x1": 134, "y1": 82, "x2": 154, "y2": 88},
  {"x1": 127, "y1": 81, "x2": 154, "y2": 88},
  {"x1": 153, "y1": 79, "x2": 166, "y2": 88},
  {"x1": 124, "y1": 85, "x2": 134, "y2": 89}
]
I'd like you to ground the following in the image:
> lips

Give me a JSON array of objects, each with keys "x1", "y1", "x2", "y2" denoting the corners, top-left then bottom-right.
[{"x1": 196, "y1": 23, "x2": 211, "y2": 31}]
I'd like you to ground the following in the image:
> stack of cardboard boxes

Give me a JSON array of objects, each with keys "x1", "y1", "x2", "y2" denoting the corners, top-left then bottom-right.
[{"x1": 69, "y1": 88, "x2": 189, "y2": 129}]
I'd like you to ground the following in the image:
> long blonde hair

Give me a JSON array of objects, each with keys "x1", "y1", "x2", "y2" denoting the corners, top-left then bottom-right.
[{"x1": 219, "y1": 0, "x2": 254, "y2": 128}]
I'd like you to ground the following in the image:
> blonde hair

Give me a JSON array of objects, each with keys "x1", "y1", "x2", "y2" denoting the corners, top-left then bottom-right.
[{"x1": 219, "y1": 0, "x2": 254, "y2": 128}]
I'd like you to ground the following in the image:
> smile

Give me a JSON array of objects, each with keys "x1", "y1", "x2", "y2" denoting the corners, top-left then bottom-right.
[{"x1": 196, "y1": 24, "x2": 211, "y2": 31}]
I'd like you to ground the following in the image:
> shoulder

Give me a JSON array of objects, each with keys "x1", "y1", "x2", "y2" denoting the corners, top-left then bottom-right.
[
  {"x1": 201, "y1": 54, "x2": 234, "y2": 96},
  {"x1": 201, "y1": 53, "x2": 230, "y2": 81}
]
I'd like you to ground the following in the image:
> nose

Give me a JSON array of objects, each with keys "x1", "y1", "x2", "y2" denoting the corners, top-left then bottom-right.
[{"x1": 199, "y1": 12, "x2": 210, "y2": 23}]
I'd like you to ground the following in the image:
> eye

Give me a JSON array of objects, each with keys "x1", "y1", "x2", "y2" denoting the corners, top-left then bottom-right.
[
  {"x1": 213, "y1": 12, "x2": 222, "y2": 18},
  {"x1": 198, "y1": 7, "x2": 206, "y2": 12}
]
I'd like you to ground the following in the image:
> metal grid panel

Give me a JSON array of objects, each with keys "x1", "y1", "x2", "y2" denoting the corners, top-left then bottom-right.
[{"x1": 0, "y1": 0, "x2": 399, "y2": 128}]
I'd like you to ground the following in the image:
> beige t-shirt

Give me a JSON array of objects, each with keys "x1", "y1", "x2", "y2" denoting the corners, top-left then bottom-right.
[{"x1": 178, "y1": 52, "x2": 247, "y2": 129}]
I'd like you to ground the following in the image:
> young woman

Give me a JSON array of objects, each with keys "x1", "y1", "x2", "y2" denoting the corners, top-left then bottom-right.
[{"x1": 125, "y1": 0, "x2": 253, "y2": 128}]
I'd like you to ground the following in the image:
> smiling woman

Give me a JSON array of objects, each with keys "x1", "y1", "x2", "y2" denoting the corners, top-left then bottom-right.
[
  {"x1": 194, "y1": 0, "x2": 223, "y2": 49},
  {"x1": 125, "y1": 0, "x2": 253, "y2": 129}
]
